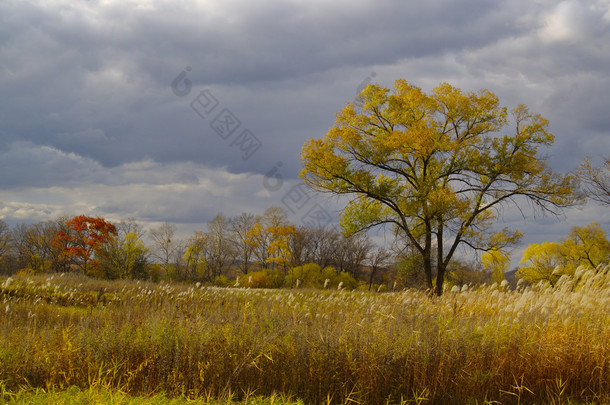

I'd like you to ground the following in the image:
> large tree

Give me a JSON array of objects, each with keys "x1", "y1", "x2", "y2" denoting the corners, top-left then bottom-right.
[{"x1": 301, "y1": 80, "x2": 578, "y2": 295}]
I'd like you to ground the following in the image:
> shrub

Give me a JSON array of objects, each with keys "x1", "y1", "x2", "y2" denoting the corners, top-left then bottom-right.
[
  {"x1": 285, "y1": 264, "x2": 358, "y2": 290},
  {"x1": 15, "y1": 268, "x2": 36, "y2": 278},
  {"x1": 285, "y1": 263, "x2": 323, "y2": 288},
  {"x1": 212, "y1": 275, "x2": 231, "y2": 287},
  {"x1": 238, "y1": 269, "x2": 284, "y2": 288},
  {"x1": 333, "y1": 270, "x2": 358, "y2": 290}
]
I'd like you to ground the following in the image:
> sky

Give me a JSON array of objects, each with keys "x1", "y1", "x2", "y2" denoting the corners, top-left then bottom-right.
[{"x1": 0, "y1": 0, "x2": 609, "y2": 262}]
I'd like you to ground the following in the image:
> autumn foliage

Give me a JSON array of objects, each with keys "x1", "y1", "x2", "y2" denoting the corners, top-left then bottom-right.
[
  {"x1": 52, "y1": 215, "x2": 117, "y2": 275},
  {"x1": 301, "y1": 80, "x2": 578, "y2": 295},
  {"x1": 518, "y1": 222, "x2": 610, "y2": 286}
]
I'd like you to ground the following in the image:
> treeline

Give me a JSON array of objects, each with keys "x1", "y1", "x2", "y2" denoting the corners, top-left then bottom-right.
[
  {"x1": 1, "y1": 207, "x2": 607, "y2": 290},
  {"x1": 0, "y1": 206, "x2": 494, "y2": 290}
]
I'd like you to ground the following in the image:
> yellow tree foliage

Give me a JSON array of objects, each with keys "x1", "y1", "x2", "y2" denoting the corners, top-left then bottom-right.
[
  {"x1": 518, "y1": 222, "x2": 610, "y2": 286},
  {"x1": 563, "y1": 222, "x2": 610, "y2": 270},
  {"x1": 97, "y1": 230, "x2": 148, "y2": 279},
  {"x1": 183, "y1": 231, "x2": 208, "y2": 281},
  {"x1": 245, "y1": 222, "x2": 269, "y2": 266},
  {"x1": 246, "y1": 207, "x2": 292, "y2": 270},
  {"x1": 266, "y1": 224, "x2": 296, "y2": 271},
  {"x1": 118, "y1": 232, "x2": 148, "y2": 279},
  {"x1": 518, "y1": 242, "x2": 564, "y2": 287},
  {"x1": 481, "y1": 249, "x2": 510, "y2": 285},
  {"x1": 301, "y1": 80, "x2": 578, "y2": 295}
]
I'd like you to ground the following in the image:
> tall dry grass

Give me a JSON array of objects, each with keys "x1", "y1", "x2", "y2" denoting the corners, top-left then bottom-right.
[{"x1": 1, "y1": 266, "x2": 609, "y2": 404}]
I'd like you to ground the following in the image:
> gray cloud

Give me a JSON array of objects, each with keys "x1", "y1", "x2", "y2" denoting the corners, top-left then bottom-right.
[
  {"x1": 0, "y1": 0, "x2": 608, "y2": 250},
  {"x1": 0, "y1": 0, "x2": 522, "y2": 169}
]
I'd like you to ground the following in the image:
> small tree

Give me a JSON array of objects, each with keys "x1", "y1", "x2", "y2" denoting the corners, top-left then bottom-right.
[
  {"x1": 96, "y1": 219, "x2": 148, "y2": 279},
  {"x1": 11, "y1": 219, "x2": 70, "y2": 273},
  {"x1": 301, "y1": 80, "x2": 578, "y2": 295},
  {"x1": 335, "y1": 233, "x2": 371, "y2": 278}
]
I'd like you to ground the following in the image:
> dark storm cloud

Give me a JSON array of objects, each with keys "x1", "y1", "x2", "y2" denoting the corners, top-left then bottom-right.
[
  {"x1": 0, "y1": 0, "x2": 608, "y2": 245},
  {"x1": 0, "y1": 0, "x2": 521, "y2": 175}
]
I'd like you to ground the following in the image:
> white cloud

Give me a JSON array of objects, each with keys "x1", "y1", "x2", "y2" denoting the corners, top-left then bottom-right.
[
  {"x1": 0, "y1": 141, "x2": 294, "y2": 228},
  {"x1": 539, "y1": 1, "x2": 583, "y2": 42},
  {"x1": 539, "y1": 1, "x2": 610, "y2": 43}
]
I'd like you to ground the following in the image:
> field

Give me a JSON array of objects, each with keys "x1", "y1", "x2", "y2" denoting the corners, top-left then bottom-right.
[{"x1": 1, "y1": 269, "x2": 609, "y2": 405}]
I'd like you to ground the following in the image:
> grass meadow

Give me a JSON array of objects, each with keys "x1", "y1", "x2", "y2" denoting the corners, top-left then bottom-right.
[{"x1": 1, "y1": 268, "x2": 609, "y2": 404}]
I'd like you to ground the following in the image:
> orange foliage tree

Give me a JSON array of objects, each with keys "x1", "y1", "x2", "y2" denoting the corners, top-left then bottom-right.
[{"x1": 53, "y1": 215, "x2": 117, "y2": 276}]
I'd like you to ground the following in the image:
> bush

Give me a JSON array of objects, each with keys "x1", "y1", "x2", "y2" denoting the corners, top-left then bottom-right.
[
  {"x1": 212, "y1": 275, "x2": 232, "y2": 287},
  {"x1": 238, "y1": 269, "x2": 284, "y2": 288},
  {"x1": 15, "y1": 268, "x2": 36, "y2": 278},
  {"x1": 285, "y1": 263, "x2": 323, "y2": 288},
  {"x1": 161, "y1": 264, "x2": 181, "y2": 282},
  {"x1": 333, "y1": 270, "x2": 358, "y2": 290},
  {"x1": 285, "y1": 264, "x2": 358, "y2": 290},
  {"x1": 148, "y1": 264, "x2": 161, "y2": 283}
]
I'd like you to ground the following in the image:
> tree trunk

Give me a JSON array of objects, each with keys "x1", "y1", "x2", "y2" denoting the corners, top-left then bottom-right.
[
  {"x1": 423, "y1": 250, "x2": 433, "y2": 291},
  {"x1": 423, "y1": 225, "x2": 433, "y2": 291},
  {"x1": 368, "y1": 266, "x2": 377, "y2": 291},
  {"x1": 435, "y1": 263, "x2": 446, "y2": 296},
  {"x1": 436, "y1": 222, "x2": 444, "y2": 296}
]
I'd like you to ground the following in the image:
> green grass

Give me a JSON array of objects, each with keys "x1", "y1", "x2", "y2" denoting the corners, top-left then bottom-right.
[{"x1": 1, "y1": 269, "x2": 609, "y2": 404}]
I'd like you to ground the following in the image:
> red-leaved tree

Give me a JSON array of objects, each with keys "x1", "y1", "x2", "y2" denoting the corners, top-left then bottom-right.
[{"x1": 53, "y1": 215, "x2": 117, "y2": 276}]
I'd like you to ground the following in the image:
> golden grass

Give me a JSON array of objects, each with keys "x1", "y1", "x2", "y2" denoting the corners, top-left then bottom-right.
[
  {"x1": 1, "y1": 267, "x2": 609, "y2": 404},
  {"x1": 0, "y1": 382, "x2": 308, "y2": 404}
]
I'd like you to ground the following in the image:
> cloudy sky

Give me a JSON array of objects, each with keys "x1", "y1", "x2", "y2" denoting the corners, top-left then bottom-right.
[{"x1": 1, "y1": 0, "x2": 608, "y2": 259}]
